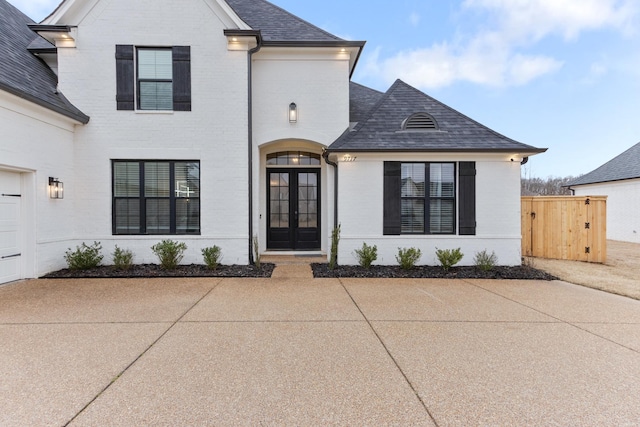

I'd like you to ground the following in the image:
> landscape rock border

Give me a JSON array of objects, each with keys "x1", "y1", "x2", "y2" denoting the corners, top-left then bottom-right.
[
  {"x1": 312, "y1": 264, "x2": 558, "y2": 280},
  {"x1": 42, "y1": 263, "x2": 275, "y2": 279}
]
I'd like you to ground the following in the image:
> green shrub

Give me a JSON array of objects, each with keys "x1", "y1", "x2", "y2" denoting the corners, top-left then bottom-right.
[
  {"x1": 353, "y1": 242, "x2": 377, "y2": 269},
  {"x1": 202, "y1": 245, "x2": 222, "y2": 270},
  {"x1": 474, "y1": 250, "x2": 497, "y2": 271},
  {"x1": 435, "y1": 247, "x2": 464, "y2": 271},
  {"x1": 396, "y1": 247, "x2": 422, "y2": 270},
  {"x1": 329, "y1": 224, "x2": 341, "y2": 270},
  {"x1": 112, "y1": 245, "x2": 133, "y2": 270},
  {"x1": 64, "y1": 241, "x2": 103, "y2": 270},
  {"x1": 151, "y1": 240, "x2": 187, "y2": 270}
]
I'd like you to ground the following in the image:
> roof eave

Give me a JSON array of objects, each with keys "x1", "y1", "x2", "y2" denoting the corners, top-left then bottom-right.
[
  {"x1": 0, "y1": 83, "x2": 90, "y2": 124},
  {"x1": 223, "y1": 29, "x2": 262, "y2": 41},
  {"x1": 564, "y1": 176, "x2": 640, "y2": 187},
  {"x1": 27, "y1": 24, "x2": 76, "y2": 46},
  {"x1": 326, "y1": 147, "x2": 548, "y2": 155},
  {"x1": 260, "y1": 40, "x2": 365, "y2": 77}
]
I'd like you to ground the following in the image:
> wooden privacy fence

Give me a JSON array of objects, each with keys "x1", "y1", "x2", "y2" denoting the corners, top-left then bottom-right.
[{"x1": 521, "y1": 196, "x2": 607, "y2": 263}]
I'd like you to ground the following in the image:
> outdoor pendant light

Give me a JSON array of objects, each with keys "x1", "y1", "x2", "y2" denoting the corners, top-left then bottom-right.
[{"x1": 289, "y1": 102, "x2": 298, "y2": 123}]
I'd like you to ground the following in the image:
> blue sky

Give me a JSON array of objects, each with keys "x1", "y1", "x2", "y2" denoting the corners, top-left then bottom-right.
[{"x1": 10, "y1": 0, "x2": 640, "y2": 178}]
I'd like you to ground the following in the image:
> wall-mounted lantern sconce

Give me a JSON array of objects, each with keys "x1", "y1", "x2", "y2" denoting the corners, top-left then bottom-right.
[
  {"x1": 342, "y1": 154, "x2": 357, "y2": 162},
  {"x1": 289, "y1": 102, "x2": 298, "y2": 123},
  {"x1": 49, "y1": 177, "x2": 64, "y2": 199}
]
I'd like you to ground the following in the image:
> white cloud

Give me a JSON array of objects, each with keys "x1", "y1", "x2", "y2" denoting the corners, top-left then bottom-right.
[
  {"x1": 362, "y1": 0, "x2": 637, "y2": 89},
  {"x1": 364, "y1": 43, "x2": 562, "y2": 89},
  {"x1": 409, "y1": 12, "x2": 421, "y2": 27},
  {"x1": 463, "y1": 0, "x2": 638, "y2": 41}
]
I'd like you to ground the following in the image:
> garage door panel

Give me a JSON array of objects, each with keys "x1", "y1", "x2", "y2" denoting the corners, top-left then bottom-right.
[
  {"x1": 0, "y1": 257, "x2": 20, "y2": 282},
  {"x1": 1, "y1": 171, "x2": 22, "y2": 284}
]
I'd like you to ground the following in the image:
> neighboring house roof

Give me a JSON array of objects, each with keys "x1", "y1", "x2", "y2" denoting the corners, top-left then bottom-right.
[
  {"x1": 349, "y1": 81, "x2": 384, "y2": 123},
  {"x1": 566, "y1": 141, "x2": 640, "y2": 186},
  {"x1": 330, "y1": 79, "x2": 546, "y2": 154},
  {"x1": 0, "y1": 0, "x2": 89, "y2": 123},
  {"x1": 225, "y1": 0, "x2": 342, "y2": 42}
]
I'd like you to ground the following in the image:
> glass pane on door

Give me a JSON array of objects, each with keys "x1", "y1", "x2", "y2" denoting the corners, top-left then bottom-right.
[
  {"x1": 270, "y1": 172, "x2": 289, "y2": 228},
  {"x1": 298, "y1": 173, "x2": 318, "y2": 228}
]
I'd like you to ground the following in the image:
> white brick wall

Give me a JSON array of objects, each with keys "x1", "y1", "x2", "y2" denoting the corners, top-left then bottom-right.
[
  {"x1": 252, "y1": 48, "x2": 351, "y2": 147},
  {"x1": 55, "y1": 0, "x2": 252, "y2": 265},
  {"x1": 1, "y1": 91, "x2": 79, "y2": 276},
  {"x1": 573, "y1": 179, "x2": 640, "y2": 243},
  {"x1": 336, "y1": 153, "x2": 523, "y2": 266}
]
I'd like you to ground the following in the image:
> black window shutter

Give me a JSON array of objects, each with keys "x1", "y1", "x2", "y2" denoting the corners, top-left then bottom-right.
[
  {"x1": 458, "y1": 162, "x2": 476, "y2": 235},
  {"x1": 383, "y1": 162, "x2": 401, "y2": 235},
  {"x1": 172, "y1": 46, "x2": 191, "y2": 111},
  {"x1": 115, "y1": 45, "x2": 134, "y2": 110}
]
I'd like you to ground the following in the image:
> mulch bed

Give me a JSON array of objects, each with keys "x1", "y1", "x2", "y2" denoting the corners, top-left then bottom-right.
[
  {"x1": 311, "y1": 263, "x2": 558, "y2": 280},
  {"x1": 42, "y1": 263, "x2": 275, "y2": 279},
  {"x1": 41, "y1": 262, "x2": 556, "y2": 280}
]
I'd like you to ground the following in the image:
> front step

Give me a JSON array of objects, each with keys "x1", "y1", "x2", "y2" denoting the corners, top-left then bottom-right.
[{"x1": 261, "y1": 254, "x2": 326, "y2": 279}]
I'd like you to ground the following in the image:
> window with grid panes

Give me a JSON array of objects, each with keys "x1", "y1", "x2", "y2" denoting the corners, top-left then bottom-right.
[
  {"x1": 112, "y1": 160, "x2": 200, "y2": 234},
  {"x1": 400, "y1": 162, "x2": 455, "y2": 234}
]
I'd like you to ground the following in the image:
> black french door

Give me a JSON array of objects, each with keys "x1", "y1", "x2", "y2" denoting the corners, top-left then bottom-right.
[{"x1": 267, "y1": 169, "x2": 320, "y2": 250}]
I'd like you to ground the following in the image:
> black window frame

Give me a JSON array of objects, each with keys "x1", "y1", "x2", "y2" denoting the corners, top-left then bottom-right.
[
  {"x1": 112, "y1": 160, "x2": 201, "y2": 235},
  {"x1": 115, "y1": 45, "x2": 191, "y2": 112},
  {"x1": 400, "y1": 162, "x2": 456, "y2": 235},
  {"x1": 136, "y1": 47, "x2": 174, "y2": 111},
  {"x1": 384, "y1": 161, "x2": 476, "y2": 236}
]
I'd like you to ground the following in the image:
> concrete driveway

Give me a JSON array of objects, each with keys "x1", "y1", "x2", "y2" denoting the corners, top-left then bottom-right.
[{"x1": 1, "y1": 274, "x2": 639, "y2": 426}]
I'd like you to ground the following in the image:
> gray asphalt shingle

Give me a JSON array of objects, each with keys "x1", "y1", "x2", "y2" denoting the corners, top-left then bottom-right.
[
  {"x1": 567, "y1": 141, "x2": 640, "y2": 186},
  {"x1": 0, "y1": 0, "x2": 88, "y2": 123},
  {"x1": 332, "y1": 80, "x2": 545, "y2": 154},
  {"x1": 225, "y1": 0, "x2": 342, "y2": 42},
  {"x1": 349, "y1": 81, "x2": 384, "y2": 124}
]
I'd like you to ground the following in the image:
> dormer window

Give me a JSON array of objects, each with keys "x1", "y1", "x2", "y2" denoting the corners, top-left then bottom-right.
[{"x1": 402, "y1": 112, "x2": 438, "y2": 131}]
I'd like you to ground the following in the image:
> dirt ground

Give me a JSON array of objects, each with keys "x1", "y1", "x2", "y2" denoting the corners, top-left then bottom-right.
[{"x1": 529, "y1": 240, "x2": 640, "y2": 300}]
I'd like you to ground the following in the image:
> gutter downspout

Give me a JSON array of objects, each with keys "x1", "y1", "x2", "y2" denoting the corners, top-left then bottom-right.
[
  {"x1": 248, "y1": 39, "x2": 262, "y2": 265},
  {"x1": 322, "y1": 150, "x2": 338, "y2": 229}
]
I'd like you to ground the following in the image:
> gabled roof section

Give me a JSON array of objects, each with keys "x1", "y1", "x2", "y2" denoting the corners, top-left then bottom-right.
[
  {"x1": 0, "y1": 0, "x2": 89, "y2": 123},
  {"x1": 567, "y1": 141, "x2": 640, "y2": 186},
  {"x1": 350, "y1": 81, "x2": 384, "y2": 123},
  {"x1": 225, "y1": 0, "x2": 343, "y2": 42},
  {"x1": 330, "y1": 80, "x2": 546, "y2": 154}
]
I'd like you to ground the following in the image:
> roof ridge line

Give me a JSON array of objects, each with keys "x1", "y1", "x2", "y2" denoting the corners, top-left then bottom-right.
[{"x1": 255, "y1": 0, "x2": 343, "y2": 41}]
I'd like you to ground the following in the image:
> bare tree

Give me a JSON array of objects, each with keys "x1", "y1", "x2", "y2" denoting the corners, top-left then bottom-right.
[{"x1": 521, "y1": 175, "x2": 577, "y2": 196}]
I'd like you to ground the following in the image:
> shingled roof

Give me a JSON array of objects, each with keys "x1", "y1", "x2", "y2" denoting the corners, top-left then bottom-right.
[
  {"x1": 349, "y1": 81, "x2": 384, "y2": 123},
  {"x1": 225, "y1": 0, "x2": 343, "y2": 42},
  {"x1": 567, "y1": 141, "x2": 640, "y2": 186},
  {"x1": 330, "y1": 80, "x2": 545, "y2": 154},
  {"x1": 0, "y1": 0, "x2": 88, "y2": 123}
]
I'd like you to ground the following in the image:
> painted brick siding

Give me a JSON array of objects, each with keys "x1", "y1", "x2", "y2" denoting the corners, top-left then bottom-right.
[
  {"x1": 573, "y1": 179, "x2": 640, "y2": 243},
  {"x1": 252, "y1": 49, "x2": 351, "y2": 147},
  {"x1": 337, "y1": 154, "x2": 523, "y2": 266},
  {"x1": 55, "y1": 0, "x2": 251, "y2": 264},
  {"x1": 1, "y1": 91, "x2": 78, "y2": 276}
]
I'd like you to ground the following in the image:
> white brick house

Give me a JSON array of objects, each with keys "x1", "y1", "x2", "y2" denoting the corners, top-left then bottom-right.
[
  {"x1": 0, "y1": 0, "x2": 546, "y2": 284},
  {"x1": 567, "y1": 142, "x2": 640, "y2": 244}
]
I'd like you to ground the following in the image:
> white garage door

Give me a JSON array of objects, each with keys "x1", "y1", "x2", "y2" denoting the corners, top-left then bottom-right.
[{"x1": 0, "y1": 171, "x2": 22, "y2": 284}]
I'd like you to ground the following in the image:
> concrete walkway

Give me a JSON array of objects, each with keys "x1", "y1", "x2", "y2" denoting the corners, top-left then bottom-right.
[{"x1": 1, "y1": 272, "x2": 639, "y2": 425}]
